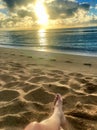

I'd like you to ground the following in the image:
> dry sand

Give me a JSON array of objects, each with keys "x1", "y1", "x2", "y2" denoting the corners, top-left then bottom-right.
[{"x1": 0, "y1": 47, "x2": 97, "y2": 130}]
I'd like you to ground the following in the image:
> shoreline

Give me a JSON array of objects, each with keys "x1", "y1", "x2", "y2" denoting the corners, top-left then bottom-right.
[
  {"x1": 1, "y1": 45, "x2": 97, "y2": 58},
  {"x1": 21, "y1": 47, "x2": 97, "y2": 75},
  {"x1": 0, "y1": 47, "x2": 97, "y2": 75},
  {"x1": 0, "y1": 47, "x2": 97, "y2": 130}
]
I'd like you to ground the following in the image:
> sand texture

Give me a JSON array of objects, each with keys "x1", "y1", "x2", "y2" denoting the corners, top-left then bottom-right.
[{"x1": 0, "y1": 48, "x2": 97, "y2": 130}]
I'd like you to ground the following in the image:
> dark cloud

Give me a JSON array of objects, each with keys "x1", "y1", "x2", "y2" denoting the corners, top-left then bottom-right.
[
  {"x1": 79, "y1": 3, "x2": 90, "y2": 11},
  {"x1": 2, "y1": 0, "x2": 90, "y2": 20},
  {"x1": 45, "y1": 0, "x2": 78, "y2": 19},
  {"x1": 45, "y1": 0, "x2": 90, "y2": 19},
  {"x1": 2, "y1": 0, "x2": 35, "y2": 9},
  {"x1": 17, "y1": 9, "x2": 36, "y2": 20}
]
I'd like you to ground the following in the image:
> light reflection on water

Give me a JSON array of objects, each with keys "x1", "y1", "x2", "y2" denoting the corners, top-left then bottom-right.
[
  {"x1": 0, "y1": 27, "x2": 97, "y2": 56},
  {"x1": 38, "y1": 29, "x2": 47, "y2": 51}
]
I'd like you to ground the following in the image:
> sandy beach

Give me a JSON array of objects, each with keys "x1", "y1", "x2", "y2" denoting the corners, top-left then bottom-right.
[{"x1": 0, "y1": 47, "x2": 97, "y2": 130}]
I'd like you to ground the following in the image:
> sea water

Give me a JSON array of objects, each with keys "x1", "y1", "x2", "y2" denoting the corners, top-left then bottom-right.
[{"x1": 0, "y1": 26, "x2": 97, "y2": 56}]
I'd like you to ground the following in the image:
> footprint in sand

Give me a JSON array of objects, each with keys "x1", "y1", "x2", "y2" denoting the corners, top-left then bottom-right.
[
  {"x1": 45, "y1": 84, "x2": 69, "y2": 95},
  {"x1": 32, "y1": 69, "x2": 45, "y2": 76},
  {"x1": 79, "y1": 95, "x2": 97, "y2": 105},
  {"x1": 83, "y1": 63, "x2": 92, "y2": 67},
  {"x1": 50, "y1": 58, "x2": 56, "y2": 62},
  {"x1": 0, "y1": 100, "x2": 27, "y2": 116},
  {"x1": 3, "y1": 81, "x2": 21, "y2": 89},
  {"x1": 10, "y1": 53, "x2": 16, "y2": 56},
  {"x1": 24, "y1": 87, "x2": 54, "y2": 104},
  {"x1": 63, "y1": 94, "x2": 78, "y2": 110},
  {"x1": 22, "y1": 83, "x2": 39, "y2": 92},
  {"x1": 67, "y1": 109, "x2": 89, "y2": 120},
  {"x1": 0, "y1": 90, "x2": 19, "y2": 101},
  {"x1": 26, "y1": 64, "x2": 37, "y2": 67},
  {"x1": 13, "y1": 63, "x2": 25, "y2": 68},
  {"x1": 59, "y1": 76, "x2": 69, "y2": 85},
  {"x1": 0, "y1": 114, "x2": 29, "y2": 128},
  {"x1": 83, "y1": 82, "x2": 97, "y2": 94},
  {"x1": 68, "y1": 78, "x2": 81, "y2": 90},
  {"x1": 75, "y1": 77, "x2": 89, "y2": 84},
  {"x1": 28, "y1": 56, "x2": 33, "y2": 58},
  {"x1": 32, "y1": 102, "x2": 49, "y2": 112},
  {"x1": 29, "y1": 76, "x2": 58, "y2": 83},
  {"x1": 65, "y1": 61, "x2": 73, "y2": 63},
  {"x1": 22, "y1": 110, "x2": 49, "y2": 123},
  {"x1": 0, "y1": 74, "x2": 17, "y2": 83},
  {"x1": 32, "y1": 69, "x2": 43, "y2": 73},
  {"x1": 51, "y1": 70, "x2": 64, "y2": 75}
]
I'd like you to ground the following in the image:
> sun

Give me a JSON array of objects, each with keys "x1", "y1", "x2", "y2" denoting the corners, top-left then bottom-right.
[{"x1": 34, "y1": 0, "x2": 49, "y2": 26}]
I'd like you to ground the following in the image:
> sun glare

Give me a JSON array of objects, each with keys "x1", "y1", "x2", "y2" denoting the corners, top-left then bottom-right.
[{"x1": 34, "y1": 0, "x2": 49, "y2": 26}]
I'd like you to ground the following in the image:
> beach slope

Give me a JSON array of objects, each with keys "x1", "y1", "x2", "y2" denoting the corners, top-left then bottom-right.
[{"x1": 0, "y1": 48, "x2": 97, "y2": 130}]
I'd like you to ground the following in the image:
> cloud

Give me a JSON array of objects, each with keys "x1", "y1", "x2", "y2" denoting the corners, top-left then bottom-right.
[
  {"x1": 95, "y1": 4, "x2": 97, "y2": 9},
  {"x1": 45, "y1": 0, "x2": 78, "y2": 19},
  {"x1": 0, "y1": 0, "x2": 96, "y2": 29},
  {"x1": 79, "y1": 3, "x2": 90, "y2": 11},
  {"x1": 45, "y1": 0, "x2": 90, "y2": 20},
  {"x1": 1, "y1": 0, "x2": 90, "y2": 20},
  {"x1": 44, "y1": 1, "x2": 91, "y2": 27},
  {"x1": 2, "y1": 0, "x2": 35, "y2": 9},
  {"x1": 0, "y1": 12, "x2": 7, "y2": 27},
  {"x1": 0, "y1": 4, "x2": 5, "y2": 9},
  {"x1": 0, "y1": 0, "x2": 38, "y2": 28},
  {"x1": 0, "y1": 12, "x2": 6, "y2": 19},
  {"x1": 17, "y1": 9, "x2": 36, "y2": 20},
  {"x1": 0, "y1": 12, "x2": 36, "y2": 28}
]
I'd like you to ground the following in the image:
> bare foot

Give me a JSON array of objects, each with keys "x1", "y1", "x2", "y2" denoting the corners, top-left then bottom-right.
[
  {"x1": 54, "y1": 94, "x2": 63, "y2": 110},
  {"x1": 54, "y1": 94, "x2": 60, "y2": 105},
  {"x1": 24, "y1": 94, "x2": 69, "y2": 130}
]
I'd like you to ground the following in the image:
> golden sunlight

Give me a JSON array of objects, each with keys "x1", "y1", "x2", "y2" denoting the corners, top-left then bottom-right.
[
  {"x1": 38, "y1": 29, "x2": 48, "y2": 51},
  {"x1": 34, "y1": 0, "x2": 49, "y2": 26},
  {"x1": 38, "y1": 29, "x2": 46, "y2": 46}
]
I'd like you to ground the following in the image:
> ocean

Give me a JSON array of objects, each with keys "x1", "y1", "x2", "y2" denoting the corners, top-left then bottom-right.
[{"x1": 0, "y1": 26, "x2": 97, "y2": 56}]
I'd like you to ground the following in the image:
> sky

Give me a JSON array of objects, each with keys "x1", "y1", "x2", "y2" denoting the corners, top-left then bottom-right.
[{"x1": 0, "y1": 0, "x2": 97, "y2": 29}]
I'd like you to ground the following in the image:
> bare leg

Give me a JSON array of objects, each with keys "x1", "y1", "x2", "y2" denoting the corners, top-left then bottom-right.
[
  {"x1": 53, "y1": 94, "x2": 69, "y2": 130},
  {"x1": 24, "y1": 94, "x2": 69, "y2": 130},
  {"x1": 41, "y1": 94, "x2": 69, "y2": 130},
  {"x1": 40, "y1": 94, "x2": 62, "y2": 130},
  {"x1": 24, "y1": 121, "x2": 42, "y2": 130}
]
